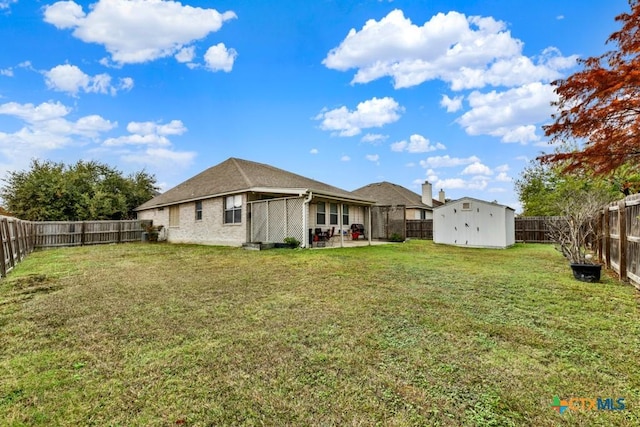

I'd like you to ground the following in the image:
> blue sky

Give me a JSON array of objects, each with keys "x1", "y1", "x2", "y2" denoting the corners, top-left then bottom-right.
[{"x1": 0, "y1": 0, "x2": 631, "y2": 212}]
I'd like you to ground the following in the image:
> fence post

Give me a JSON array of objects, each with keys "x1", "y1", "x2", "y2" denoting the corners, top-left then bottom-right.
[
  {"x1": 0, "y1": 219, "x2": 7, "y2": 278},
  {"x1": 618, "y1": 199, "x2": 628, "y2": 281},
  {"x1": 80, "y1": 221, "x2": 86, "y2": 246},
  {"x1": 604, "y1": 207, "x2": 611, "y2": 269}
]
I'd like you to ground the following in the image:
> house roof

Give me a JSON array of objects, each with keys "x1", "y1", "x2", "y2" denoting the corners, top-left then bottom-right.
[
  {"x1": 136, "y1": 157, "x2": 374, "y2": 210},
  {"x1": 351, "y1": 181, "x2": 442, "y2": 209},
  {"x1": 432, "y1": 196, "x2": 514, "y2": 211}
]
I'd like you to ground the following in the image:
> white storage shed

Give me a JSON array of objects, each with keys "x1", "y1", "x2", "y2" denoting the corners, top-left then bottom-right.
[{"x1": 433, "y1": 197, "x2": 515, "y2": 249}]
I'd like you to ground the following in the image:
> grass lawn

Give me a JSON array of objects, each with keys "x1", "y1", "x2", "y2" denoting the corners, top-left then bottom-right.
[{"x1": 1, "y1": 240, "x2": 639, "y2": 426}]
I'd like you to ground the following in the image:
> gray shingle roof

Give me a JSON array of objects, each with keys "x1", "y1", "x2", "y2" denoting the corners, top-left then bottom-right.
[
  {"x1": 136, "y1": 158, "x2": 373, "y2": 210},
  {"x1": 351, "y1": 181, "x2": 441, "y2": 208}
]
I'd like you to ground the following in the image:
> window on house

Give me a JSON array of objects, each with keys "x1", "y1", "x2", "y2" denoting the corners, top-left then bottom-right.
[
  {"x1": 462, "y1": 202, "x2": 471, "y2": 210},
  {"x1": 195, "y1": 201, "x2": 202, "y2": 221},
  {"x1": 316, "y1": 202, "x2": 326, "y2": 225},
  {"x1": 342, "y1": 204, "x2": 349, "y2": 225},
  {"x1": 329, "y1": 203, "x2": 338, "y2": 225},
  {"x1": 225, "y1": 195, "x2": 242, "y2": 224},
  {"x1": 169, "y1": 205, "x2": 180, "y2": 227}
]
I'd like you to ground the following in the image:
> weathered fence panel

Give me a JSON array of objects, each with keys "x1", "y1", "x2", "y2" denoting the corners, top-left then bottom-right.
[
  {"x1": 1, "y1": 216, "x2": 35, "y2": 278},
  {"x1": 598, "y1": 193, "x2": 640, "y2": 290},
  {"x1": 514, "y1": 216, "x2": 559, "y2": 243},
  {"x1": 406, "y1": 219, "x2": 433, "y2": 240},
  {"x1": 34, "y1": 220, "x2": 146, "y2": 248}
]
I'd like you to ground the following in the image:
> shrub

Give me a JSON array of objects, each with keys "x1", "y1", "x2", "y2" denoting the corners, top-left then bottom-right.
[
  {"x1": 389, "y1": 233, "x2": 404, "y2": 242},
  {"x1": 283, "y1": 237, "x2": 300, "y2": 248}
]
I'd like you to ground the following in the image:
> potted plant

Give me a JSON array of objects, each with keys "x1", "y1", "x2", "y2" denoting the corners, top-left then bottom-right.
[{"x1": 546, "y1": 189, "x2": 607, "y2": 282}]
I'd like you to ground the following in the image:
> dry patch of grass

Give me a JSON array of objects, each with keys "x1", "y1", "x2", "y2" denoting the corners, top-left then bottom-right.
[{"x1": 1, "y1": 241, "x2": 639, "y2": 426}]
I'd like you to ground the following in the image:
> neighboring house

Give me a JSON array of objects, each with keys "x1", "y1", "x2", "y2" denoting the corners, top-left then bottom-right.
[
  {"x1": 352, "y1": 181, "x2": 445, "y2": 220},
  {"x1": 433, "y1": 197, "x2": 515, "y2": 249},
  {"x1": 135, "y1": 158, "x2": 375, "y2": 248}
]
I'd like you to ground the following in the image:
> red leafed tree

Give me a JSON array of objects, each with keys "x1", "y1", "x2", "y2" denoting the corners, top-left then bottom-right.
[{"x1": 540, "y1": 0, "x2": 640, "y2": 175}]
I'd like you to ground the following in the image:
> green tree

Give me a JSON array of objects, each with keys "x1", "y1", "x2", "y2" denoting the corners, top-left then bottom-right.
[
  {"x1": 0, "y1": 159, "x2": 158, "y2": 221},
  {"x1": 515, "y1": 161, "x2": 619, "y2": 216}
]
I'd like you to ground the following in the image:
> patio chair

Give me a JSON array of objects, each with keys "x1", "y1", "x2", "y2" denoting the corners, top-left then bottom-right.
[
  {"x1": 314, "y1": 227, "x2": 330, "y2": 247},
  {"x1": 350, "y1": 223, "x2": 366, "y2": 240}
]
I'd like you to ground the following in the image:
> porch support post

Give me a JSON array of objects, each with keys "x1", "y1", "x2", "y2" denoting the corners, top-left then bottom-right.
[
  {"x1": 368, "y1": 205, "x2": 372, "y2": 246},
  {"x1": 339, "y1": 203, "x2": 344, "y2": 248}
]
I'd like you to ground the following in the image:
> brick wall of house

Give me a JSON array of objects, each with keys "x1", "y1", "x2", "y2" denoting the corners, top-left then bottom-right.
[{"x1": 137, "y1": 194, "x2": 247, "y2": 246}]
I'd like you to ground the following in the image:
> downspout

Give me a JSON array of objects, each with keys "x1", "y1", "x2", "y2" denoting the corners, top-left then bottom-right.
[{"x1": 303, "y1": 190, "x2": 313, "y2": 248}]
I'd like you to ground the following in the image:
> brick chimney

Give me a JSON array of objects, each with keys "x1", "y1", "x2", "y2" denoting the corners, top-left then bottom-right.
[{"x1": 422, "y1": 181, "x2": 433, "y2": 207}]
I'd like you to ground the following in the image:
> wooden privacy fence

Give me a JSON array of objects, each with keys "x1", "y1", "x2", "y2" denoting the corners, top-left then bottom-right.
[
  {"x1": 0, "y1": 216, "x2": 36, "y2": 278},
  {"x1": 1, "y1": 217, "x2": 148, "y2": 278},
  {"x1": 515, "y1": 216, "x2": 559, "y2": 243},
  {"x1": 34, "y1": 220, "x2": 146, "y2": 248},
  {"x1": 406, "y1": 219, "x2": 433, "y2": 240},
  {"x1": 596, "y1": 193, "x2": 640, "y2": 289}
]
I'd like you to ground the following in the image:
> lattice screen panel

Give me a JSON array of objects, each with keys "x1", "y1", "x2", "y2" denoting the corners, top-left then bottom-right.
[{"x1": 250, "y1": 197, "x2": 305, "y2": 244}]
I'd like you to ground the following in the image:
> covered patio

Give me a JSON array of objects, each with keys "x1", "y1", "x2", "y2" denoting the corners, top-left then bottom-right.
[{"x1": 247, "y1": 192, "x2": 375, "y2": 248}]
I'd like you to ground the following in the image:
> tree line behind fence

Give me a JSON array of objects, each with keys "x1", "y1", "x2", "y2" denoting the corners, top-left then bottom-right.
[{"x1": 1, "y1": 216, "x2": 147, "y2": 278}]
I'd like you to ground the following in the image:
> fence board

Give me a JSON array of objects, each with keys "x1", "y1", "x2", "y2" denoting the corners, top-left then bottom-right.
[
  {"x1": 406, "y1": 219, "x2": 433, "y2": 240},
  {"x1": 597, "y1": 195, "x2": 640, "y2": 290},
  {"x1": 514, "y1": 216, "x2": 565, "y2": 243}
]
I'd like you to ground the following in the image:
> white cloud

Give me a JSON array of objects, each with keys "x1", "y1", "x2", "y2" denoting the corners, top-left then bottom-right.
[
  {"x1": 104, "y1": 120, "x2": 186, "y2": 146},
  {"x1": 310, "y1": 148, "x2": 319, "y2": 154},
  {"x1": 461, "y1": 161, "x2": 492, "y2": 175},
  {"x1": 204, "y1": 43, "x2": 237, "y2": 72},
  {"x1": 315, "y1": 96, "x2": 403, "y2": 137},
  {"x1": 435, "y1": 177, "x2": 489, "y2": 191},
  {"x1": 0, "y1": 101, "x2": 116, "y2": 166},
  {"x1": 323, "y1": 9, "x2": 576, "y2": 89},
  {"x1": 44, "y1": 0, "x2": 237, "y2": 65},
  {"x1": 44, "y1": 64, "x2": 134, "y2": 96},
  {"x1": 440, "y1": 95, "x2": 463, "y2": 113},
  {"x1": 175, "y1": 46, "x2": 196, "y2": 63},
  {"x1": 341, "y1": 155, "x2": 351, "y2": 161},
  {"x1": 361, "y1": 133, "x2": 388, "y2": 144},
  {"x1": 121, "y1": 147, "x2": 196, "y2": 169},
  {"x1": 1, "y1": 68, "x2": 13, "y2": 77},
  {"x1": 456, "y1": 82, "x2": 557, "y2": 143},
  {"x1": 419, "y1": 155, "x2": 480, "y2": 168},
  {"x1": 0, "y1": 0, "x2": 17, "y2": 10},
  {"x1": 495, "y1": 164, "x2": 509, "y2": 173},
  {"x1": 0, "y1": 101, "x2": 70, "y2": 122},
  {"x1": 366, "y1": 154, "x2": 380, "y2": 163},
  {"x1": 391, "y1": 134, "x2": 445, "y2": 153},
  {"x1": 495, "y1": 172, "x2": 512, "y2": 182}
]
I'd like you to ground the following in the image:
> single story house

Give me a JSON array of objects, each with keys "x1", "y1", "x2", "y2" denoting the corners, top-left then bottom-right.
[
  {"x1": 135, "y1": 158, "x2": 375, "y2": 248},
  {"x1": 433, "y1": 197, "x2": 515, "y2": 249},
  {"x1": 352, "y1": 181, "x2": 445, "y2": 220}
]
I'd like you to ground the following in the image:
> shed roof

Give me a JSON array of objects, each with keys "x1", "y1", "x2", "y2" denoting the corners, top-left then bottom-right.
[
  {"x1": 351, "y1": 181, "x2": 442, "y2": 209},
  {"x1": 432, "y1": 196, "x2": 514, "y2": 211},
  {"x1": 136, "y1": 157, "x2": 374, "y2": 210}
]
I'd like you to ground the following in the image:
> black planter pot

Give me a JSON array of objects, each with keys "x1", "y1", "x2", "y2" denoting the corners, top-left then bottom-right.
[{"x1": 570, "y1": 263, "x2": 602, "y2": 283}]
